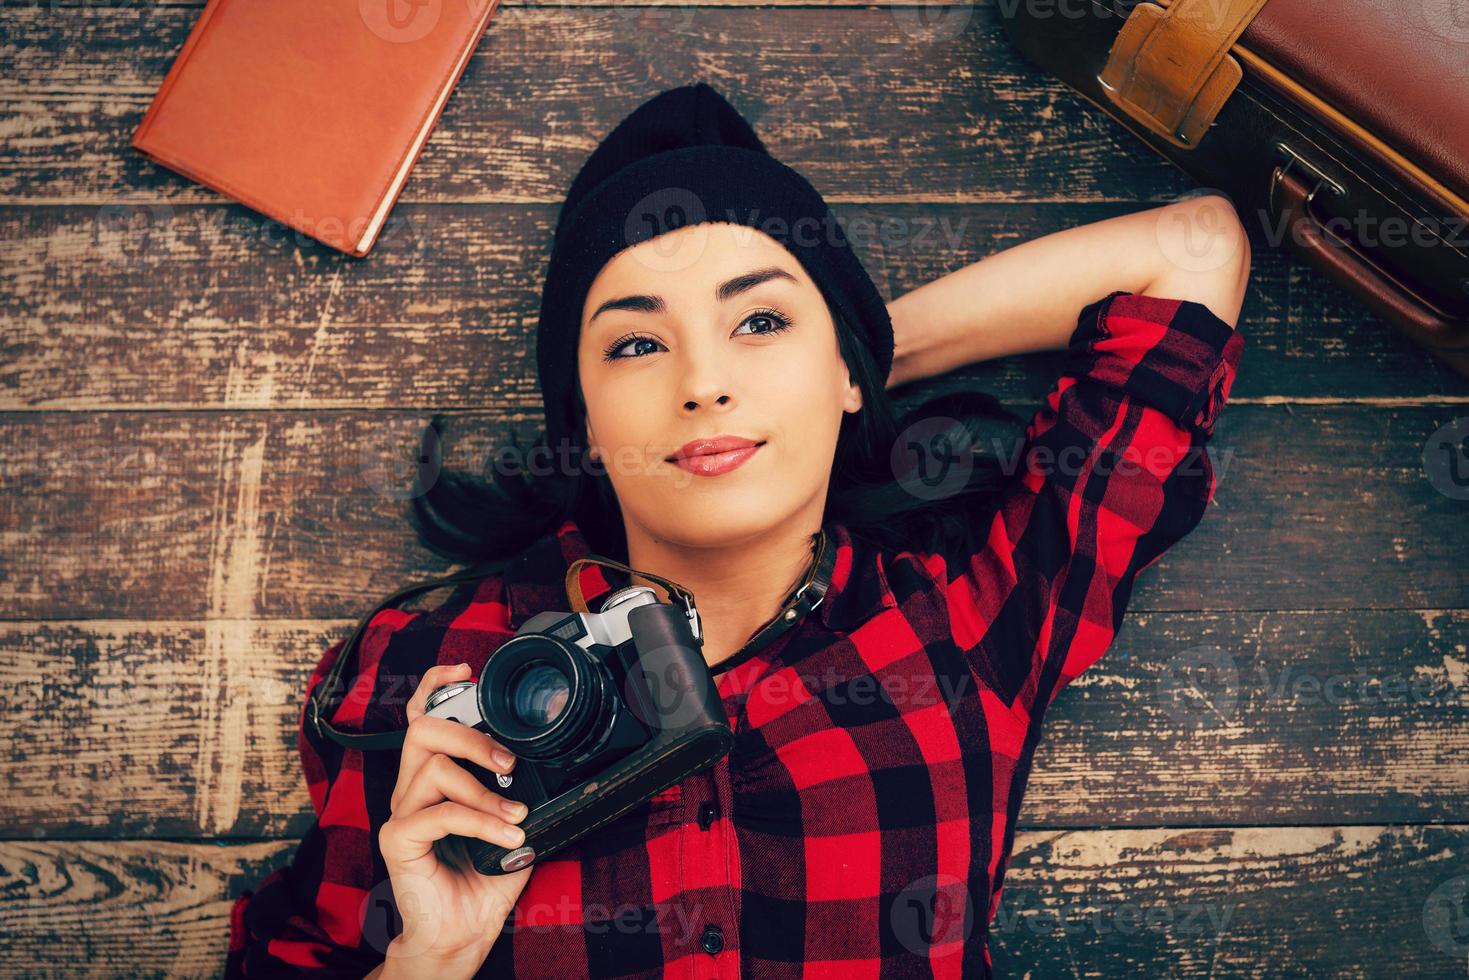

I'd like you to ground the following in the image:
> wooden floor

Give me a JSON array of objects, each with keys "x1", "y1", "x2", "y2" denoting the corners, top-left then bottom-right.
[{"x1": 4, "y1": 2, "x2": 1468, "y2": 976}]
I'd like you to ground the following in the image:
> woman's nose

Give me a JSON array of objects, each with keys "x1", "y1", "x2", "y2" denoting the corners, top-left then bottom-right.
[
  {"x1": 675, "y1": 343, "x2": 736, "y2": 413},
  {"x1": 682, "y1": 392, "x2": 733, "y2": 413}
]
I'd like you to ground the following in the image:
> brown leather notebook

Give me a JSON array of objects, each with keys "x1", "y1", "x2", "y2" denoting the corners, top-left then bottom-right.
[{"x1": 131, "y1": 0, "x2": 501, "y2": 256}]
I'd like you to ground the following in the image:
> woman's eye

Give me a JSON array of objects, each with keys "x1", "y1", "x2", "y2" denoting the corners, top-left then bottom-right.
[
  {"x1": 604, "y1": 334, "x2": 663, "y2": 360},
  {"x1": 735, "y1": 309, "x2": 793, "y2": 336},
  {"x1": 602, "y1": 310, "x2": 792, "y2": 361}
]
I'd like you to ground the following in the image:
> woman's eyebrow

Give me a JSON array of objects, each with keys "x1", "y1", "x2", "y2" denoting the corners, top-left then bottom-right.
[{"x1": 588, "y1": 266, "x2": 798, "y2": 323}]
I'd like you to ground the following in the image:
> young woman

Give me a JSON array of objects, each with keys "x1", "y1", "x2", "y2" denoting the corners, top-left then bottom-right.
[{"x1": 225, "y1": 84, "x2": 1248, "y2": 978}]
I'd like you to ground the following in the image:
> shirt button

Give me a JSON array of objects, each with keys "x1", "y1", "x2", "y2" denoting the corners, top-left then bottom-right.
[
  {"x1": 700, "y1": 924, "x2": 724, "y2": 955},
  {"x1": 697, "y1": 801, "x2": 717, "y2": 830}
]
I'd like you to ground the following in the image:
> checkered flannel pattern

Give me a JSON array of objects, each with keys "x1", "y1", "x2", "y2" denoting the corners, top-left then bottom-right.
[{"x1": 226, "y1": 290, "x2": 1243, "y2": 978}]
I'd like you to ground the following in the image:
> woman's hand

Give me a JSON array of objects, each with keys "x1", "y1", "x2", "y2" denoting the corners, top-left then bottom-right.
[{"x1": 371, "y1": 663, "x2": 534, "y2": 980}]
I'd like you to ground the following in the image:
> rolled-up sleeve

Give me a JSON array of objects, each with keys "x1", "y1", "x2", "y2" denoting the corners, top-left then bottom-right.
[
  {"x1": 1061, "y1": 289, "x2": 1243, "y2": 439},
  {"x1": 941, "y1": 289, "x2": 1244, "y2": 728}
]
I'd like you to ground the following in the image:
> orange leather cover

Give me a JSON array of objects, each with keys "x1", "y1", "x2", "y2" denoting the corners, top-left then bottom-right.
[{"x1": 131, "y1": 0, "x2": 501, "y2": 256}]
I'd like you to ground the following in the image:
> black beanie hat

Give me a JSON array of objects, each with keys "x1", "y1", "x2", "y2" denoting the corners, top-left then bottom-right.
[{"x1": 534, "y1": 82, "x2": 895, "y2": 454}]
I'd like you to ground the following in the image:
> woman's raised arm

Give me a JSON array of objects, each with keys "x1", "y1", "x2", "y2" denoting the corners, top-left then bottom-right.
[{"x1": 884, "y1": 194, "x2": 1250, "y2": 385}]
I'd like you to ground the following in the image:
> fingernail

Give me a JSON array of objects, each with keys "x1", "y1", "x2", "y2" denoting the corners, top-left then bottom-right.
[
  {"x1": 501, "y1": 799, "x2": 529, "y2": 821},
  {"x1": 505, "y1": 825, "x2": 526, "y2": 847},
  {"x1": 493, "y1": 750, "x2": 515, "y2": 770}
]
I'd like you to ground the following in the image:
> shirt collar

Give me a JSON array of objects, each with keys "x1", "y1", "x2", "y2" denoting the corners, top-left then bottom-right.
[{"x1": 502, "y1": 518, "x2": 893, "y2": 635}]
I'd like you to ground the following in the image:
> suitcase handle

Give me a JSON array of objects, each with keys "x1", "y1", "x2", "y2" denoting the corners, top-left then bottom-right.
[{"x1": 1268, "y1": 163, "x2": 1469, "y2": 377}]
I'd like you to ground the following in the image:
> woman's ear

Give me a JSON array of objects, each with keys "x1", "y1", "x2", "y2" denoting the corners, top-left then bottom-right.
[{"x1": 842, "y1": 374, "x2": 862, "y2": 415}]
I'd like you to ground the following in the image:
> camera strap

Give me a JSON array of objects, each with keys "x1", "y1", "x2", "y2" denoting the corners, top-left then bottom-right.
[
  {"x1": 708, "y1": 527, "x2": 836, "y2": 676},
  {"x1": 567, "y1": 527, "x2": 837, "y2": 677},
  {"x1": 307, "y1": 528, "x2": 837, "y2": 750},
  {"x1": 306, "y1": 565, "x2": 501, "y2": 751},
  {"x1": 564, "y1": 557, "x2": 704, "y2": 643}
]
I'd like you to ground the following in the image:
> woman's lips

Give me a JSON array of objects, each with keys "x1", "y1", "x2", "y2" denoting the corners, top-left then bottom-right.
[{"x1": 670, "y1": 442, "x2": 764, "y2": 476}]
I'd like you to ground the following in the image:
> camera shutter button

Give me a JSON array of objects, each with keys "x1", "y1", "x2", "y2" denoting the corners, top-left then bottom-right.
[
  {"x1": 699, "y1": 924, "x2": 724, "y2": 955},
  {"x1": 697, "y1": 801, "x2": 716, "y2": 830}
]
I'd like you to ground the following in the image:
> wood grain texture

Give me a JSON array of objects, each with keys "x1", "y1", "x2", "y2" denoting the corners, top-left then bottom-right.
[
  {"x1": 4, "y1": 0, "x2": 1468, "y2": 976},
  {"x1": 2, "y1": 611, "x2": 1464, "y2": 839},
  {"x1": 6, "y1": 202, "x2": 1467, "y2": 412},
  {"x1": 0, "y1": 5, "x2": 1189, "y2": 205},
  {"x1": 2, "y1": 405, "x2": 1466, "y2": 621},
  {"x1": 4, "y1": 5, "x2": 1467, "y2": 406},
  {"x1": 4, "y1": 828, "x2": 1468, "y2": 976}
]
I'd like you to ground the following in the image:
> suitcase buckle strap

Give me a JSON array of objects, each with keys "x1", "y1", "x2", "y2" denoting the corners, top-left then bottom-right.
[{"x1": 1097, "y1": 0, "x2": 1270, "y2": 148}]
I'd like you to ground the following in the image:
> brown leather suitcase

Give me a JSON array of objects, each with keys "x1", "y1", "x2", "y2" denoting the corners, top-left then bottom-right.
[{"x1": 1000, "y1": 0, "x2": 1469, "y2": 380}]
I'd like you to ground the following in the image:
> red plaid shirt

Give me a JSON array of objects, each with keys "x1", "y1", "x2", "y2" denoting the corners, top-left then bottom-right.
[{"x1": 226, "y1": 290, "x2": 1243, "y2": 978}]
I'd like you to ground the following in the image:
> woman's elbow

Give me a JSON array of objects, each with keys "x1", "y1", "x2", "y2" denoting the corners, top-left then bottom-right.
[{"x1": 1146, "y1": 192, "x2": 1251, "y2": 327}]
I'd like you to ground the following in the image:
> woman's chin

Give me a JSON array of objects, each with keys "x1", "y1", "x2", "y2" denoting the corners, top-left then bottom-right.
[{"x1": 636, "y1": 506, "x2": 790, "y2": 549}]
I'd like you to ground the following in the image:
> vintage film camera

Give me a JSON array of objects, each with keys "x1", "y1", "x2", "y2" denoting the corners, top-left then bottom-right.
[{"x1": 425, "y1": 580, "x2": 734, "y2": 874}]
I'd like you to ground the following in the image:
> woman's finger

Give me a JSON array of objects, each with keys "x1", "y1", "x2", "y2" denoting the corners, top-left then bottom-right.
[
  {"x1": 380, "y1": 800, "x2": 527, "y2": 869},
  {"x1": 405, "y1": 662, "x2": 473, "y2": 723},
  {"x1": 400, "y1": 714, "x2": 516, "y2": 782},
  {"x1": 390, "y1": 714, "x2": 518, "y2": 811},
  {"x1": 391, "y1": 750, "x2": 531, "y2": 824}
]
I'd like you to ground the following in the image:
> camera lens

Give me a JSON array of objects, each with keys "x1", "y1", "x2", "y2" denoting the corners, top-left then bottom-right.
[
  {"x1": 508, "y1": 662, "x2": 571, "y2": 728},
  {"x1": 476, "y1": 633, "x2": 614, "y2": 763}
]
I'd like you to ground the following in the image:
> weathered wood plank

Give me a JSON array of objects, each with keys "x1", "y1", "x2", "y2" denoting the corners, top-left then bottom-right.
[
  {"x1": 991, "y1": 824, "x2": 1469, "y2": 977},
  {"x1": 1024, "y1": 607, "x2": 1469, "y2": 827},
  {"x1": 3, "y1": 405, "x2": 1465, "y2": 622},
  {"x1": 5, "y1": 202, "x2": 1466, "y2": 411},
  {"x1": 0, "y1": 839, "x2": 291, "y2": 978},
  {"x1": 0, "y1": 620, "x2": 346, "y2": 839},
  {"x1": 3, "y1": 610, "x2": 1464, "y2": 838},
  {"x1": 0, "y1": 5, "x2": 1188, "y2": 205},
  {"x1": 4, "y1": 828, "x2": 1468, "y2": 976}
]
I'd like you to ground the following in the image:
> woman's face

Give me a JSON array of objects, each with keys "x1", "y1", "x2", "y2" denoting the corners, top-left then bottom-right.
[{"x1": 576, "y1": 221, "x2": 862, "y2": 547}]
